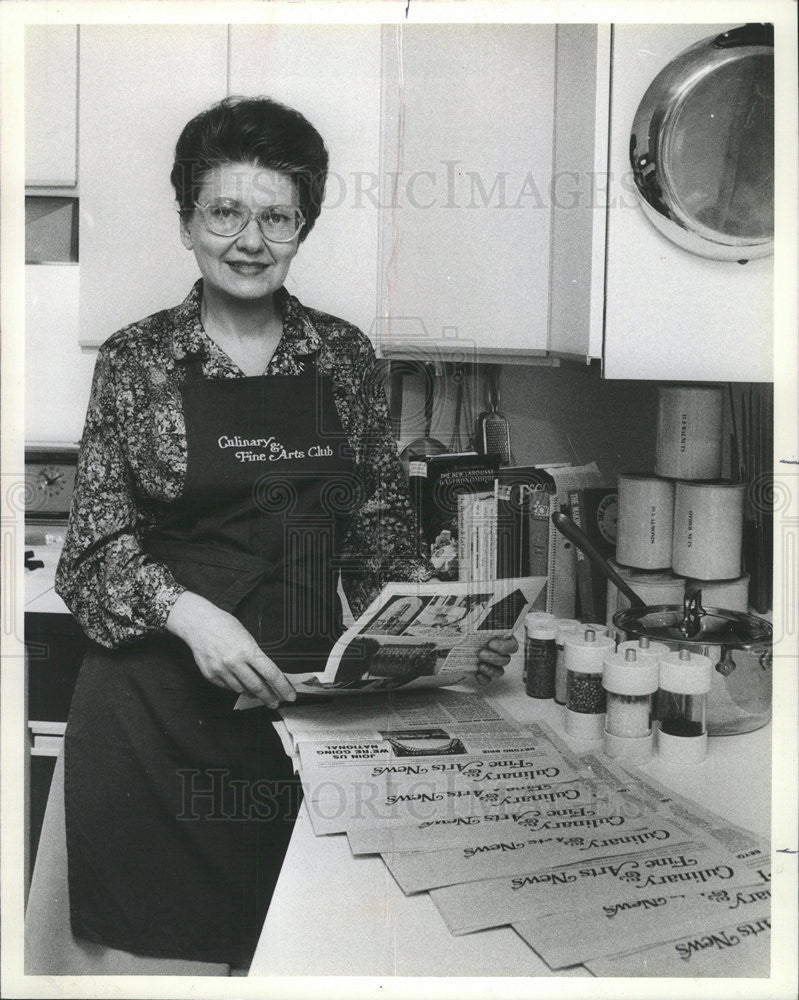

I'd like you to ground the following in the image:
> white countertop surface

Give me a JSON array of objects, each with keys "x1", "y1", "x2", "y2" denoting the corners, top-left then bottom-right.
[{"x1": 249, "y1": 666, "x2": 772, "y2": 978}]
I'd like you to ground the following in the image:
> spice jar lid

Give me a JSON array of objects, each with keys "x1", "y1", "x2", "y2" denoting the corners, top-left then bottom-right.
[
  {"x1": 603, "y1": 652, "x2": 659, "y2": 694},
  {"x1": 581, "y1": 622, "x2": 609, "y2": 636},
  {"x1": 616, "y1": 638, "x2": 671, "y2": 659},
  {"x1": 528, "y1": 626, "x2": 557, "y2": 641},
  {"x1": 564, "y1": 630, "x2": 616, "y2": 673},
  {"x1": 658, "y1": 649, "x2": 712, "y2": 693},
  {"x1": 525, "y1": 611, "x2": 555, "y2": 629},
  {"x1": 555, "y1": 623, "x2": 584, "y2": 642}
]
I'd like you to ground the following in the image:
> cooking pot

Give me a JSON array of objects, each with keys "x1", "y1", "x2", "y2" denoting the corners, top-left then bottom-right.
[
  {"x1": 551, "y1": 511, "x2": 772, "y2": 735},
  {"x1": 614, "y1": 592, "x2": 772, "y2": 735},
  {"x1": 630, "y1": 23, "x2": 774, "y2": 262}
]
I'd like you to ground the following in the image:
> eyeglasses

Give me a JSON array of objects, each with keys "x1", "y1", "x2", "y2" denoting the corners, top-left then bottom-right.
[{"x1": 193, "y1": 199, "x2": 305, "y2": 242}]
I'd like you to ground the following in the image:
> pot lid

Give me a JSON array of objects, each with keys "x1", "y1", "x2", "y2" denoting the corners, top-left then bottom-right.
[{"x1": 614, "y1": 605, "x2": 772, "y2": 647}]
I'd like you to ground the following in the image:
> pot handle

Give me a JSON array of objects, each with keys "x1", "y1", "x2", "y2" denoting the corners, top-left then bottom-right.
[
  {"x1": 713, "y1": 24, "x2": 774, "y2": 49},
  {"x1": 680, "y1": 588, "x2": 705, "y2": 639},
  {"x1": 551, "y1": 512, "x2": 646, "y2": 609}
]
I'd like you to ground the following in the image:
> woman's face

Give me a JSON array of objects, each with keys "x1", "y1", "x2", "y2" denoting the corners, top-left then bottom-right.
[{"x1": 180, "y1": 161, "x2": 300, "y2": 305}]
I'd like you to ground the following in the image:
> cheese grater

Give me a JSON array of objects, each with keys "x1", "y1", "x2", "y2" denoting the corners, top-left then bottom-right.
[{"x1": 477, "y1": 366, "x2": 511, "y2": 465}]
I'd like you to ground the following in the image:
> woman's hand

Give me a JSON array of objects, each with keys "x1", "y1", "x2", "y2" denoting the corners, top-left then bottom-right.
[
  {"x1": 475, "y1": 633, "x2": 519, "y2": 686},
  {"x1": 166, "y1": 591, "x2": 297, "y2": 709}
]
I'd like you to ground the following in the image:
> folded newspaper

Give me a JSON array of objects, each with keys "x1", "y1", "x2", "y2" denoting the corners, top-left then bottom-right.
[{"x1": 236, "y1": 575, "x2": 545, "y2": 706}]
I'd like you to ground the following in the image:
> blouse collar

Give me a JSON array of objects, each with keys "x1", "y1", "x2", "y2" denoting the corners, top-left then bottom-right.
[{"x1": 169, "y1": 280, "x2": 323, "y2": 372}]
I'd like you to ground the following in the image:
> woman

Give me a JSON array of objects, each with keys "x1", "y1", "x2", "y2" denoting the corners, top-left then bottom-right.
[{"x1": 42, "y1": 96, "x2": 516, "y2": 972}]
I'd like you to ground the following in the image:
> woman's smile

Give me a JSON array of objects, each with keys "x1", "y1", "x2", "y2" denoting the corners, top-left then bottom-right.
[{"x1": 226, "y1": 260, "x2": 271, "y2": 275}]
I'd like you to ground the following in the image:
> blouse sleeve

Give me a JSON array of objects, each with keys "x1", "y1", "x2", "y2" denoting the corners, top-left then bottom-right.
[
  {"x1": 339, "y1": 338, "x2": 432, "y2": 620},
  {"x1": 55, "y1": 344, "x2": 185, "y2": 648}
]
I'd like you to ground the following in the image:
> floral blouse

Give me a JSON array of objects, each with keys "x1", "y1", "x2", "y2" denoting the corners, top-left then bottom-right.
[{"x1": 55, "y1": 280, "x2": 429, "y2": 648}]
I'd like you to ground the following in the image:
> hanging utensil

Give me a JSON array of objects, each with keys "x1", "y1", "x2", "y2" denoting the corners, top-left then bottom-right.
[
  {"x1": 461, "y1": 366, "x2": 476, "y2": 451},
  {"x1": 398, "y1": 361, "x2": 448, "y2": 474},
  {"x1": 476, "y1": 364, "x2": 511, "y2": 464},
  {"x1": 449, "y1": 365, "x2": 464, "y2": 452}
]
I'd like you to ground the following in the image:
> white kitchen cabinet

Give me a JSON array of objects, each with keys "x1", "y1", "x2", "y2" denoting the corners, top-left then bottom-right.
[
  {"x1": 228, "y1": 25, "x2": 382, "y2": 339},
  {"x1": 376, "y1": 24, "x2": 556, "y2": 361},
  {"x1": 547, "y1": 24, "x2": 610, "y2": 362},
  {"x1": 79, "y1": 25, "x2": 227, "y2": 346},
  {"x1": 604, "y1": 23, "x2": 773, "y2": 382},
  {"x1": 552, "y1": 23, "x2": 773, "y2": 381},
  {"x1": 25, "y1": 25, "x2": 78, "y2": 188}
]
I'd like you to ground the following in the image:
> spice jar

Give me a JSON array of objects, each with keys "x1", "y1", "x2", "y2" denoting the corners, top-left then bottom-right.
[
  {"x1": 523, "y1": 612, "x2": 555, "y2": 685},
  {"x1": 602, "y1": 649, "x2": 659, "y2": 762},
  {"x1": 616, "y1": 636, "x2": 670, "y2": 662},
  {"x1": 525, "y1": 625, "x2": 557, "y2": 699},
  {"x1": 656, "y1": 649, "x2": 713, "y2": 763},
  {"x1": 564, "y1": 629, "x2": 616, "y2": 740},
  {"x1": 553, "y1": 621, "x2": 583, "y2": 704}
]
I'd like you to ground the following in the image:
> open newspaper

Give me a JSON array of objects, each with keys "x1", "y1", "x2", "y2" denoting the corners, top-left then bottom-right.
[{"x1": 236, "y1": 575, "x2": 545, "y2": 705}]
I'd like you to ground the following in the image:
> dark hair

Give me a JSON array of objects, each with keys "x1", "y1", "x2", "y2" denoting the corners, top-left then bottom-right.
[{"x1": 171, "y1": 96, "x2": 328, "y2": 241}]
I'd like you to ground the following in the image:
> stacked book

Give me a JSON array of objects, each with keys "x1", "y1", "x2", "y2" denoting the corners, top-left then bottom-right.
[{"x1": 410, "y1": 453, "x2": 618, "y2": 621}]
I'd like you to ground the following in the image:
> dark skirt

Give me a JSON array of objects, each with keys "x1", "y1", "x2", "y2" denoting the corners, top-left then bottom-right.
[{"x1": 64, "y1": 635, "x2": 301, "y2": 967}]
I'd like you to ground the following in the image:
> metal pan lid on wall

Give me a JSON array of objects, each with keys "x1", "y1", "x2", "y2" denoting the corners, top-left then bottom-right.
[{"x1": 630, "y1": 23, "x2": 774, "y2": 263}]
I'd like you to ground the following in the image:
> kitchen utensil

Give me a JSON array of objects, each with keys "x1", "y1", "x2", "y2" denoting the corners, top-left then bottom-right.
[
  {"x1": 630, "y1": 23, "x2": 774, "y2": 261},
  {"x1": 461, "y1": 367, "x2": 476, "y2": 451},
  {"x1": 399, "y1": 361, "x2": 448, "y2": 474},
  {"x1": 449, "y1": 365, "x2": 464, "y2": 452},
  {"x1": 614, "y1": 595, "x2": 772, "y2": 735},
  {"x1": 551, "y1": 512, "x2": 646, "y2": 610},
  {"x1": 476, "y1": 365, "x2": 511, "y2": 465}
]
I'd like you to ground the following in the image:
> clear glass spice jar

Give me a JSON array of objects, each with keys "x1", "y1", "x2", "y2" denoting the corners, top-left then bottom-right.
[
  {"x1": 525, "y1": 625, "x2": 557, "y2": 699},
  {"x1": 552, "y1": 619, "x2": 582, "y2": 704},
  {"x1": 656, "y1": 648, "x2": 713, "y2": 763},
  {"x1": 602, "y1": 649, "x2": 660, "y2": 762},
  {"x1": 523, "y1": 612, "x2": 555, "y2": 686},
  {"x1": 564, "y1": 629, "x2": 616, "y2": 740}
]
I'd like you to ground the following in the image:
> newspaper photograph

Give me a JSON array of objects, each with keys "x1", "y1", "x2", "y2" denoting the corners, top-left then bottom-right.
[{"x1": 237, "y1": 575, "x2": 544, "y2": 705}]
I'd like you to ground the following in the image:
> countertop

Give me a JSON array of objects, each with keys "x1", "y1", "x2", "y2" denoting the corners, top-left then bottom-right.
[{"x1": 249, "y1": 665, "x2": 772, "y2": 978}]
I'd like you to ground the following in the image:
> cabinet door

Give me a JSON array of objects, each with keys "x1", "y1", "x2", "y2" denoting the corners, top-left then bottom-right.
[
  {"x1": 377, "y1": 24, "x2": 555, "y2": 359},
  {"x1": 603, "y1": 24, "x2": 773, "y2": 381},
  {"x1": 25, "y1": 25, "x2": 78, "y2": 187},
  {"x1": 229, "y1": 25, "x2": 382, "y2": 339},
  {"x1": 547, "y1": 24, "x2": 610, "y2": 362},
  {"x1": 79, "y1": 26, "x2": 227, "y2": 346}
]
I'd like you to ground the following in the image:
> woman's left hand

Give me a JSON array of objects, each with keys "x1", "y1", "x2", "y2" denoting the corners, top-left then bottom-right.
[{"x1": 475, "y1": 633, "x2": 519, "y2": 686}]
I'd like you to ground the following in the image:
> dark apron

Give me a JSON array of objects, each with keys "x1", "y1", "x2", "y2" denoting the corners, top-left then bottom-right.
[{"x1": 64, "y1": 351, "x2": 358, "y2": 966}]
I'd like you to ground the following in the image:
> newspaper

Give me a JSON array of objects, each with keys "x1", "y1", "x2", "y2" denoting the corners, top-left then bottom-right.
[
  {"x1": 381, "y1": 815, "x2": 697, "y2": 894},
  {"x1": 379, "y1": 749, "x2": 770, "y2": 894},
  {"x1": 512, "y1": 871, "x2": 771, "y2": 970},
  {"x1": 297, "y1": 722, "x2": 582, "y2": 836},
  {"x1": 346, "y1": 775, "x2": 656, "y2": 856},
  {"x1": 584, "y1": 911, "x2": 771, "y2": 978},
  {"x1": 430, "y1": 842, "x2": 763, "y2": 936},
  {"x1": 236, "y1": 575, "x2": 544, "y2": 706},
  {"x1": 279, "y1": 691, "x2": 518, "y2": 751}
]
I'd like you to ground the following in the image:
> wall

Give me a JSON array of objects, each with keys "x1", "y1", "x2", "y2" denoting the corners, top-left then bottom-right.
[
  {"x1": 25, "y1": 266, "x2": 95, "y2": 445},
  {"x1": 394, "y1": 363, "x2": 658, "y2": 482}
]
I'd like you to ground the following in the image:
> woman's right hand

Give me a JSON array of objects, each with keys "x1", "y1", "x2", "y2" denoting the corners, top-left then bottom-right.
[{"x1": 166, "y1": 591, "x2": 297, "y2": 709}]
